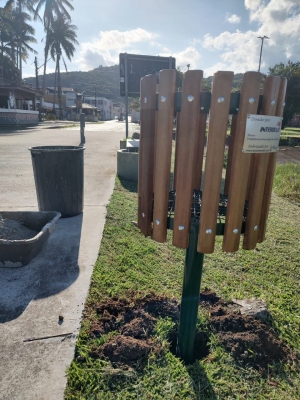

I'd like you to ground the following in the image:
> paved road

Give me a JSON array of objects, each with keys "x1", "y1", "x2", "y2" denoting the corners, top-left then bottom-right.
[
  {"x1": 64, "y1": 119, "x2": 140, "y2": 134},
  {"x1": 0, "y1": 120, "x2": 135, "y2": 400}
]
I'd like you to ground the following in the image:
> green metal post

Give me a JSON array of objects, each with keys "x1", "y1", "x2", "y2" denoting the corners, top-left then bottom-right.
[
  {"x1": 177, "y1": 223, "x2": 204, "y2": 364},
  {"x1": 80, "y1": 112, "x2": 85, "y2": 145}
]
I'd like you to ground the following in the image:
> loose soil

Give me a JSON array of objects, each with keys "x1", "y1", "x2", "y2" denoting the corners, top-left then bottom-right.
[
  {"x1": 0, "y1": 215, "x2": 37, "y2": 240},
  {"x1": 87, "y1": 290, "x2": 295, "y2": 372},
  {"x1": 200, "y1": 291, "x2": 293, "y2": 370}
]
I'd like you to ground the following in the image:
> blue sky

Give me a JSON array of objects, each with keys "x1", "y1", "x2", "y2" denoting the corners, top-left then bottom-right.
[{"x1": 1, "y1": 0, "x2": 300, "y2": 78}]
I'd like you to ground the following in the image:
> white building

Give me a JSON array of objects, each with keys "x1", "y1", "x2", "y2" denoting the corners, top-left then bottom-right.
[
  {"x1": 44, "y1": 87, "x2": 76, "y2": 109},
  {"x1": 84, "y1": 96, "x2": 113, "y2": 120}
]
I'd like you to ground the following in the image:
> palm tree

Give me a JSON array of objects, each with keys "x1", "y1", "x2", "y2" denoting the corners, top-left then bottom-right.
[
  {"x1": 9, "y1": 7, "x2": 37, "y2": 82},
  {"x1": 1, "y1": 0, "x2": 37, "y2": 82},
  {"x1": 46, "y1": 14, "x2": 78, "y2": 117},
  {"x1": 33, "y1": 0, "x2": 74, "y2": 93},
  {"x1": 14, "y1": 0, "x2": 36, "y2": 82},
  {"x1": 0, "y1": 0, "x2": 14, "y2": 78}
]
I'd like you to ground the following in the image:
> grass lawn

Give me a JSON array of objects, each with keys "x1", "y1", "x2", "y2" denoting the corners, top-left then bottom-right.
[
  {"x1": 273, "y1": 163, "x2": 300, "y2": 203},
  {"x1": 65, "y1": 176, "x2": 300, "y2": 399}
]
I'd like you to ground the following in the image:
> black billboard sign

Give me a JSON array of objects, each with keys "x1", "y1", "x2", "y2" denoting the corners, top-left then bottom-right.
[{"x1": 119, "y1": 53, "x2": 176, "y2": 97}]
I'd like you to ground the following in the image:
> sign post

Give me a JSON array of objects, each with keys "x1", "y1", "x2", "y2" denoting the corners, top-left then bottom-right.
[{"x1": 119, "y1": 53, "x2": 176, "y2": 138}]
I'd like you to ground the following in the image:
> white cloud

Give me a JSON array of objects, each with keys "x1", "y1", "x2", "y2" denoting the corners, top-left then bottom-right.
[
  {"x1": 244, "y1": 0, "x2": 263, "y2": 11},
  {"x1": 204, "y1": 62, "x2": 229, "y2": 78},
  {"x1": 169, "y1": 47, "x2": 201, "y2": 70},
  {"x1": 201, "y1": 0, "x2": 300, "y2": 73},
  {"x1": 226, "y1": 14, "x2": 241, "y2": 23},
  {"x1": 75, "y1": 28, "x2": 159, "y2": 70}
]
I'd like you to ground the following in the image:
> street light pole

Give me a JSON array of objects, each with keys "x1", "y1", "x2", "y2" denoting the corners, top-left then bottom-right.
[{"x1": 257, "y1": 36, "x2": 269, "y2": 72}]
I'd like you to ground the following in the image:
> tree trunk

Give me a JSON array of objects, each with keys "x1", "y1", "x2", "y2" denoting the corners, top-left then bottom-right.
[
  {"x1": 1, "y1": 41, "x2": 4, "y2": 78},
  {"x1": 42, "y1": 46, "x2": 47, "y2": 94},
  {"x1": 18, "y1": 0, "x2": 22, "y2": 83},
  {"x1": 52, "y1": 60, "x2": 58, "y2": 113},
  {"x1": 42, "y1": 24, "x2": 51, "y2": 94},
  {"x1": 57, "y1": 52, "x2": 62, "y2": 119}
]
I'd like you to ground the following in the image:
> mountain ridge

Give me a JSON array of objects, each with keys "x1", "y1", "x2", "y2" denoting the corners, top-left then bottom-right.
[{"x1": 24, "y1": 66, "x2": 244, "y2": 102}]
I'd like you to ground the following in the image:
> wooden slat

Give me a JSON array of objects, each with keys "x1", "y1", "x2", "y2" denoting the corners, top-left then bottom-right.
[
  {"x1": 246, "y1": 156, "x2": 255, "y2": 201},
  {"x1": 243, "y1": 76, "x2": 281, "y2": 249},
  {"x1": 224, "y1": 114, "x2": 237, "y2": 194},
  {"x1": 192, "y1": 113, "x2": 207, "y2": 191},
  {"x1": 173, "y1": 88, "x2": 181, "y2": 191},
  {"x1": 173, "y1": 70, "x2": 203, "y2": 248},
  {"x1": 257, "y1": 77, "x2": 287, "y2": 243},
  {"x1": 198, "y1": 71, "x2": 234, "y2": 254},
  {"x1": 152, "y1": 69, "x2": 176, "y2": 242},
  {"x1": 222, "y1": 72, "x2": 262, "y2": 253},
  {"x1": 138, "y1": 74, "x2": 157, "y2": 236}
]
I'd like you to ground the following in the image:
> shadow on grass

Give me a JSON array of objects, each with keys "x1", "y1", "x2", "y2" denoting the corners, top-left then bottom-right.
[
  {"x1": 186, "y1": 361, "x2": 217, "y2": 399},
  {"x1": 118, "y1": 176, "x2": 138, "y2": 193}
]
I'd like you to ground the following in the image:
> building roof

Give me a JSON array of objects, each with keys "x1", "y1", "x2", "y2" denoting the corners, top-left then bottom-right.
[
  {"x1": 0, "y1": 77, "x2": 41, "y2": 95},
  {"x1": 46, "y1": 87, "x2": 75, "y2": 93},
  {"x1": 69, "y1": 103, "x2": 97, "y2": 110}
]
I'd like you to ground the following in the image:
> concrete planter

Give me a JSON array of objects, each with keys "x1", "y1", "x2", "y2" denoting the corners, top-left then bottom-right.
[
  {"x1": 117, "y1": 149, "x2": 139, "y2": 182},
  {"x1": 120, "y1": 140, "x2": 127, "y2": 149}
]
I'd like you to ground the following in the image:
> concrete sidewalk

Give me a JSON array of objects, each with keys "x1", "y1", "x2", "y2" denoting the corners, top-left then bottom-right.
[{"x1": 0, "y1": 124, "x2": 124, "y2": 399}]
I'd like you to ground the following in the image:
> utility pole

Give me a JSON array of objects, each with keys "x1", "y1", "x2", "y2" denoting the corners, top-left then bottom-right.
[
  {"x1": 94, "y1": 86, "x2": 96, "y2": 107},
  {"x1": 187, "y1": 64, "x2": 190, "y2": 71},
  {"x1": 257, "y1": 36, "x2": 269, "y2": 72}
]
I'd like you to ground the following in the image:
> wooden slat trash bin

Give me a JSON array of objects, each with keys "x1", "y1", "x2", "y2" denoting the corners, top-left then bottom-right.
[{"x1": 137, "y1": 69, "x2": 287, "y2": 363}]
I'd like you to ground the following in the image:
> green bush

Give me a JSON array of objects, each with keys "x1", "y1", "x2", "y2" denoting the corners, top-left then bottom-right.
[
  {"x1": 273, "y1": 163, "x2": 300, "y2": 203},
  {"x1": 45, "y1": 113, "x2": 57, "y2": 120},
  {"x1": 279, "y1": 136, "x2": 300, "y2": 146}
]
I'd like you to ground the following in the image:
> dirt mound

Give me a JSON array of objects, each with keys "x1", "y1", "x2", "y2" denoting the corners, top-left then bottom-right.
[
  {"x1": 0, "y1": 215, "x2": 37, "y2": 240},
  {"x1": 88, "y1": 290, "x2": 294, "y2": 370},
  {"x1": 209, "y1": 305, "x2": 287, "y2": 367},
  {"x1": 102, "y1": 336, "x2": 152, "y2": 363}
]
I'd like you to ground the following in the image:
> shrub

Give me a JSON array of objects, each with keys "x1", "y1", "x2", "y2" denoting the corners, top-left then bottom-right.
[{"x1": 45, "y1": 113, "x2": 57, "y2": 120}]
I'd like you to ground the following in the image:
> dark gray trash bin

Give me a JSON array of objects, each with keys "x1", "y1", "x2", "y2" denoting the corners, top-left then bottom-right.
[{"x1": 29, "y1": 146, "x2": 84, "y2": 218}]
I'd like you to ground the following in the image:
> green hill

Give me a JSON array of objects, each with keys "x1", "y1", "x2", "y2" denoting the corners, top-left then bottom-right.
[
  {"x1": 25, "y1": 65, "x2": 122, "y2": 102},
  {"x1": 25, "y1": 66, "x2": 244, "y2": 102},
  {"x1": 203, "y1": 73, "x2": 243, "y2": 90}
]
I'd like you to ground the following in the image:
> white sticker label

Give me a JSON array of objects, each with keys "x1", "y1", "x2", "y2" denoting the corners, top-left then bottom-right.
[{"x1": 242, "y1": 114, "x2": 282, "y2": 153}]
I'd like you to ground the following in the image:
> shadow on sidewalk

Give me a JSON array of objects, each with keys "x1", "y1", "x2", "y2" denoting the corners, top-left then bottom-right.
[{"x1": 0, "y1": 213, "x2": 83, "y2": 323}]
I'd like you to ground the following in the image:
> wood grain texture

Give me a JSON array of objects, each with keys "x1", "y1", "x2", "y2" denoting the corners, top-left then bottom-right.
[
  {"x1": 224, "y1": 114, "x2": 237, "y2": 195},
  {"x1": 192, "y1": 113, "x2": 207, "y2": 191},
  {"x1": 173, "y1": 88, "x2": 182, "y2": 191},
  {"x1": 173, "y1": 70, "x2": 203, "y2": 248},
  {"x1": 138, "y1": 74, "x2": 157, "y2": 236},
  {"x1": 198, "y1": 71, "x2": 234, "y2": 253},
  {"x1": 257, "y1": 77, "x2": 287, "y2": 243},
  {"x1": 152, "y1": 70, "x2": 176, "y2": 242},
  {"x1": 243, "y1": 76, "x2": 281, "y2": 250},
  {"x1": 222, "y1": 71, "x2": 263, "y2": 253}
]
